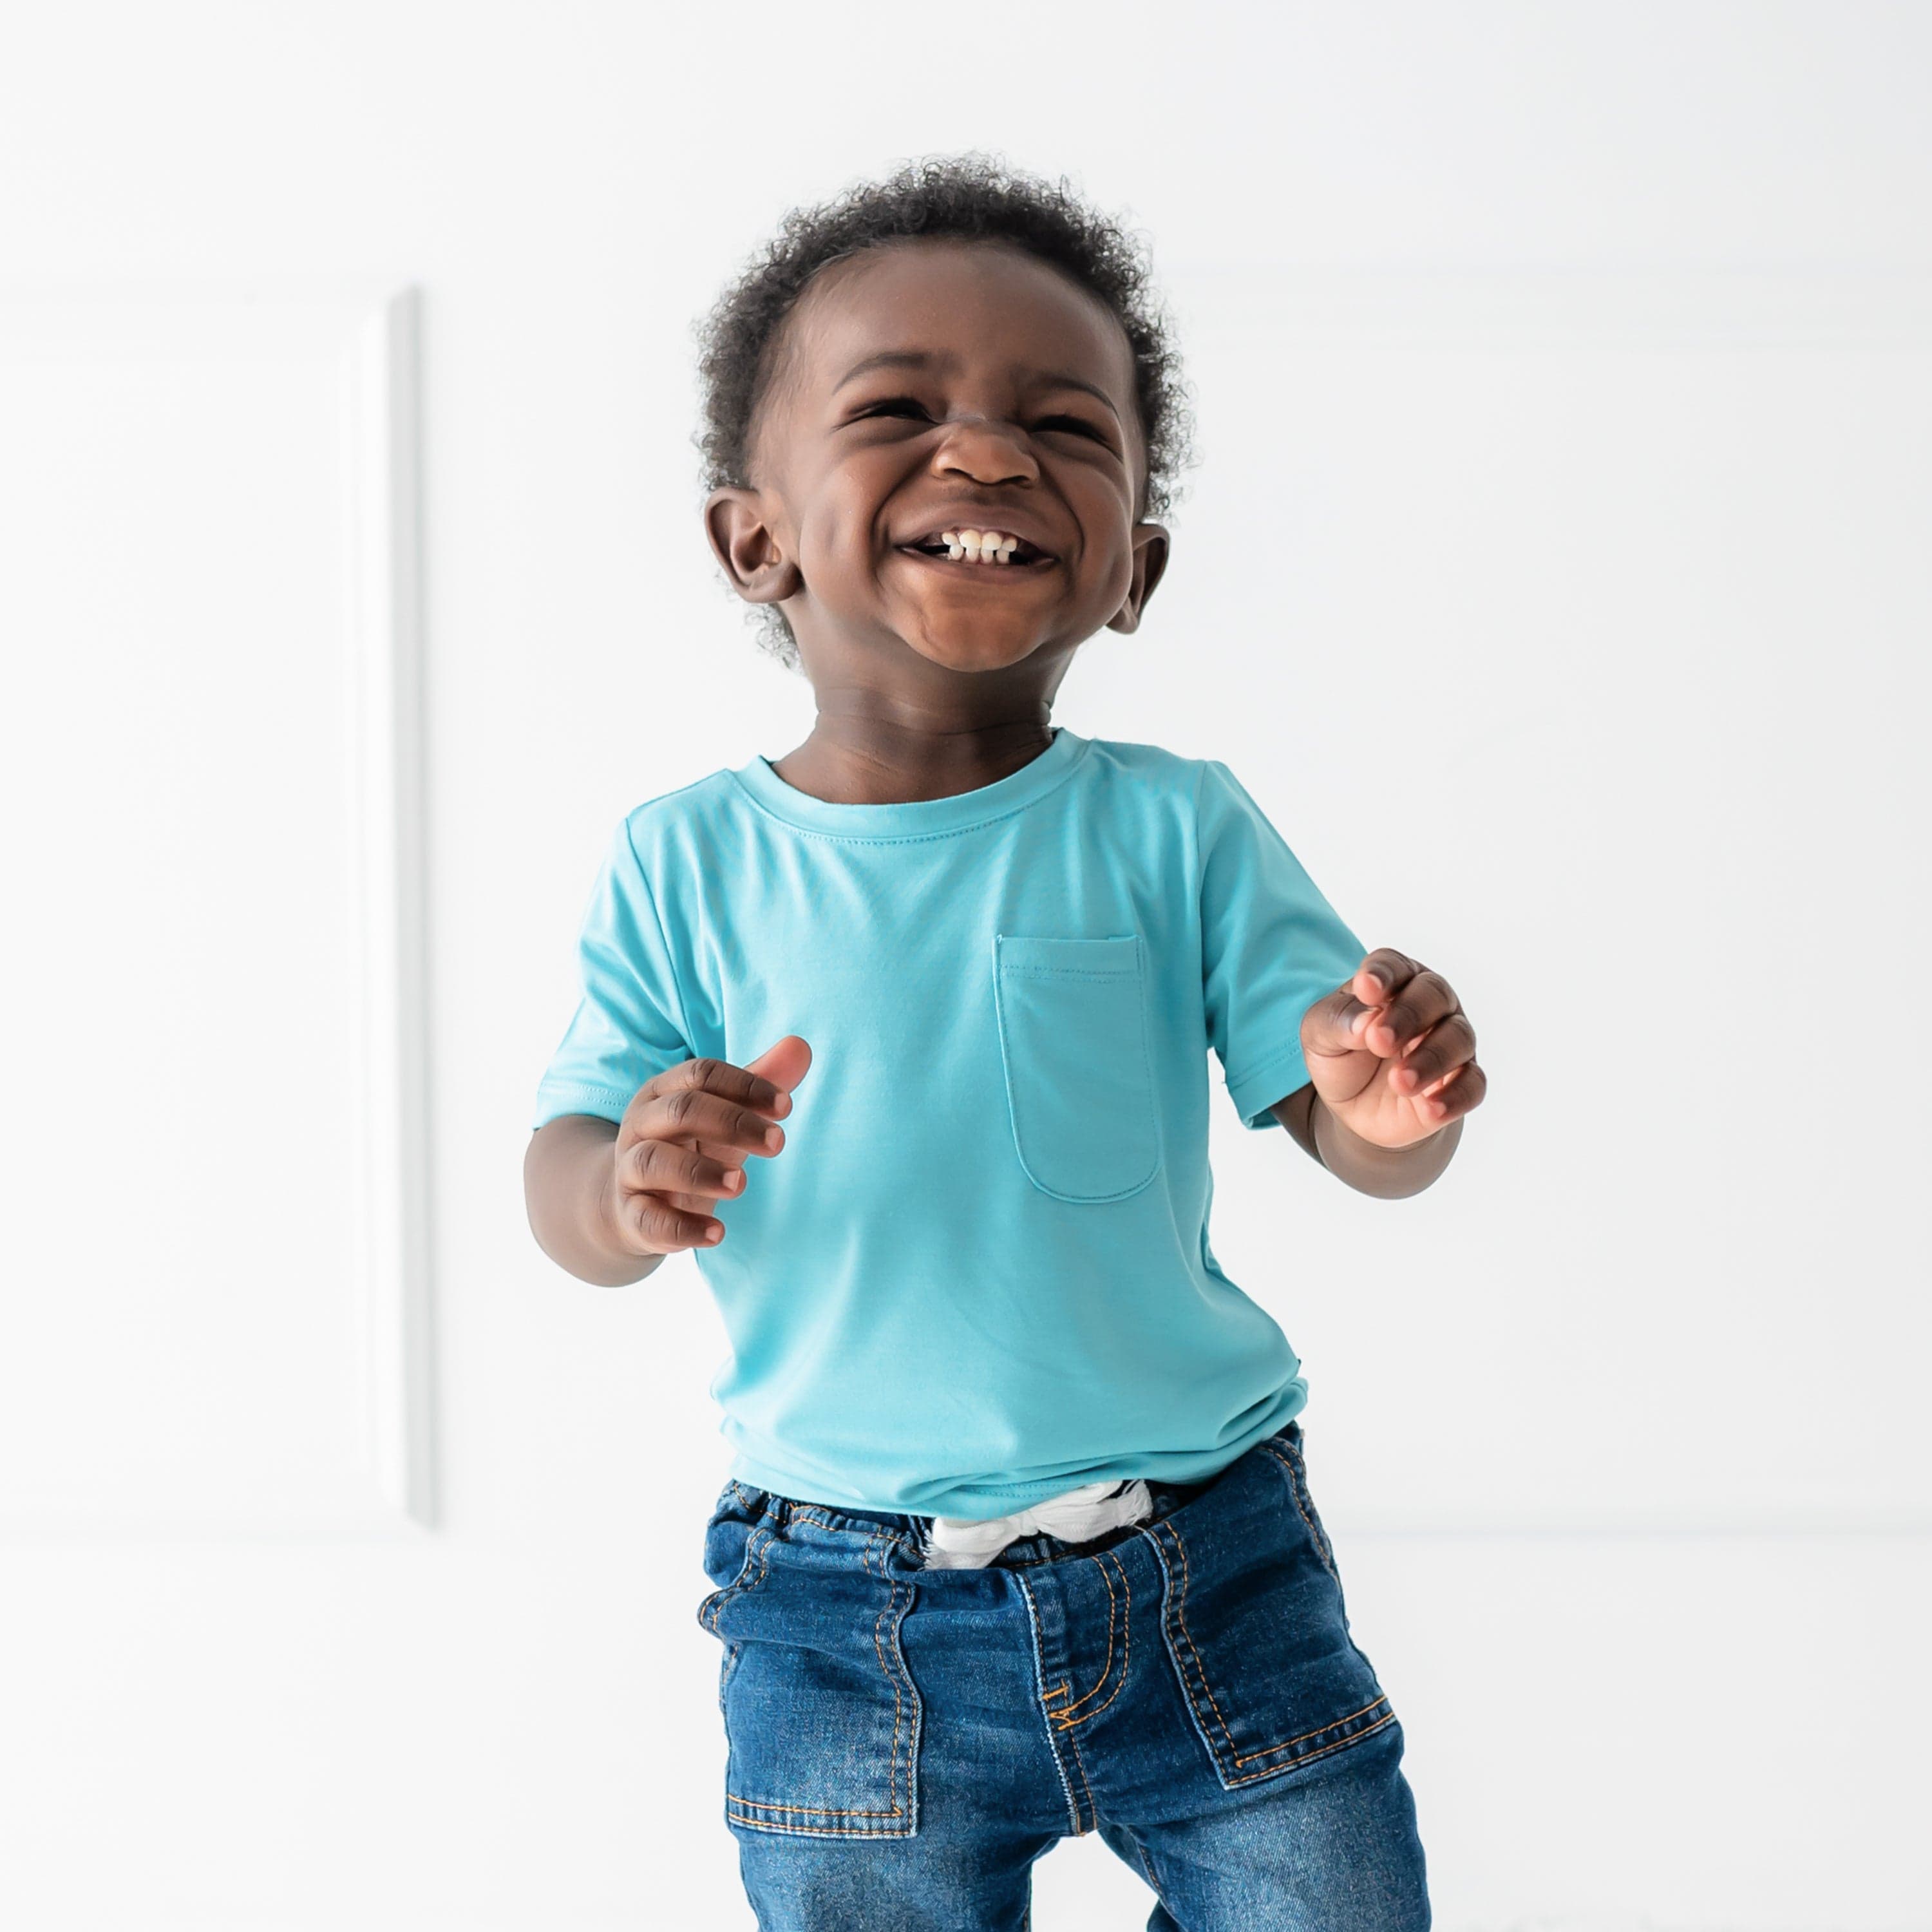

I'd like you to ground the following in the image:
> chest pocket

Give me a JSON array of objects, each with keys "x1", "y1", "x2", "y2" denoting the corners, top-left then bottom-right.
[{"x1": 992, "y1": 933, "x2": 1162, "y2": 1203}]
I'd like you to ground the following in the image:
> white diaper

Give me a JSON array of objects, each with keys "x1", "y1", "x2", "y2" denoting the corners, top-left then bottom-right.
[{"x1": 919, "y1": 1478, "x2": 1154, "y2": 1569}]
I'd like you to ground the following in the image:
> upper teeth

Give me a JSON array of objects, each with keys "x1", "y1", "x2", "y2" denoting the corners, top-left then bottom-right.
[{"x1": 940, "y1": 528, "x2": 1021, "y2": 564}]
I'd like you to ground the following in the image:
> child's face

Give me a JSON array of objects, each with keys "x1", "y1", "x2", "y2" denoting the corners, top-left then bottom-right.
[{"x1": 704, "y1": 238, "x2": 1170, "y2": 688}]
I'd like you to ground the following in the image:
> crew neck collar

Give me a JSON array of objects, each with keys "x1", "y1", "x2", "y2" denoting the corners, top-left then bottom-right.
[{"x1": 731, "y1": 726, "x2": 1088, "y2": 839}]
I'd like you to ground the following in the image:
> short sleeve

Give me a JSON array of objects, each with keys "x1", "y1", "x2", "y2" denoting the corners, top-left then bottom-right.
[
  {"x1": 1196, "y1": 760, "x2": 1367, "y2": 1132},
  {"x1": 531, "y1": 815, "x2": 694, "y2": 1130}
]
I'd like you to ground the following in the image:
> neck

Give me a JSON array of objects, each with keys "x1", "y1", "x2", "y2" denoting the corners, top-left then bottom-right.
[{"x1": 770, "y1": 710, "x2": 1058, "y2": 806}]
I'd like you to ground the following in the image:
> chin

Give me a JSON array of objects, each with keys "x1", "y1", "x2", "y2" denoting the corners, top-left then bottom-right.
[{"x1": 902, "y1": 627, "x2": 1049, "y2": 672}]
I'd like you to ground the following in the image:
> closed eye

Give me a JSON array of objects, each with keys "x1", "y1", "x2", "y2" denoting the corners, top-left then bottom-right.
[
  {"x1": 1038, "y1": 415, "x2": 1110, "y2": 444},
  {"x1": 852, "y1": 398, "x2": 1114, "y2": 449}
]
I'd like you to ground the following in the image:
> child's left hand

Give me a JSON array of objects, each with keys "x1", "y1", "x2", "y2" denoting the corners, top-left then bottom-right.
[{"x1": 1300, "y1": 949, "x2": 1486, "y2": 1151}]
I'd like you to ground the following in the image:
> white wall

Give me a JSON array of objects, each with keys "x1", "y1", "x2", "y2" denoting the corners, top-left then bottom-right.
[{"x1": 1, "y1": 5, "x2": 1927, "y2": 1927}]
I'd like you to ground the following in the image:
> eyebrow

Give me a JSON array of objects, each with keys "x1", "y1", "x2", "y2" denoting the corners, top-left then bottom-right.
[{"x1": 831, "y1": 348, "x2": 1122, "y2": 420}]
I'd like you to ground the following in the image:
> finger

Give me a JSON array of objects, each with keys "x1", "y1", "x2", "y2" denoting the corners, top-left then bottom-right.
[
  {"x1": 1300, "y1": 980, "x2": 1387, "y2": 1066},
  {"x1": 1300, "y1": 952, "x2": 1430, "y2": 1063},
  {"x1": 1416, "y1": 1060, "x2": 1486, "y2": 1124},
  {"x1": 1350, "y1": 967, "x2": 1459, "y2": 1060},
  {"x1": 617, "y1": 1189, "x2": 724, "y2": 1255},
  {"x1": 1385, "y1": 1012, "x2": 1477, "y2": 1095},
  {"x1": 647, "y1": 1055, "x2": 795, "y2": 1121},
  {"x1": 741, "y1": 1036, "x2": 813, "y2": 1108},
  {"x1": 1349, "y1": 950, "x2": 1420, "y2": 1012},
  {"x1": 643, "y1": 1085, "x2": 788, "y2": 1159},
  {"x1": 621, "y1": 1138, "x2": 748, "y2": 1202}
]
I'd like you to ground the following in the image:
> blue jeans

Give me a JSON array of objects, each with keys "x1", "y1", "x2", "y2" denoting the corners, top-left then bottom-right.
[{"x1": 697, "y1": 1421, "x2": 1430, "y2": 1929}]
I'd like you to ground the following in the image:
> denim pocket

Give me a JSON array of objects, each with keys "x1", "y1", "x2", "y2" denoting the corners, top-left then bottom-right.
[
  {"x1": 696, "y1": 1490, "x2": 756, "y2": 1719},
  {"x1": 1268, "y1": 1432, "x2": 1340, "y2": 1590},
  {"x1": 696, "y1": 1484, "x2": 766, "y2": 1627},
  {"x1": 1143, "y1": 1435, "x2": 1395, "y2": 1790},
  {"x1": 698, "y1": 1508, "x2": 922, "y2": 1839},
  {"x1": 993, "y1": 933, "x2": 1161, "y2": 1203}
]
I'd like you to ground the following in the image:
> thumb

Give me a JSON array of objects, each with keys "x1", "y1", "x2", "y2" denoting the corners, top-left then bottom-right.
[
  {"x1": 1299, "y1": 987, "x2": 1384, "y2": 1073},
  {"x1": 743, "y1": 1034, "x2": 813, "y2": 1097}
]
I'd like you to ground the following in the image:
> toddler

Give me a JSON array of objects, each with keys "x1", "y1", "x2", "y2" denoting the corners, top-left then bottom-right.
[{"x1": 526, "y1": 152, "x2": 1485, "y2": 1932}]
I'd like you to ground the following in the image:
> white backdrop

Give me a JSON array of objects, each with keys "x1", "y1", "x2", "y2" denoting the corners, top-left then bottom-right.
[{"x1": 2, "y1": 5, "x2": 1927, "y2": 1928}]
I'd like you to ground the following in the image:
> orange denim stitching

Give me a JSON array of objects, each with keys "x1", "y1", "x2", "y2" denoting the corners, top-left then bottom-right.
[
  {"x1": 1259, "y1": 1441, "x2": 1338, "y2": 1584},
  {"x1": 1157, "y1": 1522, "x2": 1240, "y2": 1760},
  {"x1": 1230, "y1": 1694, "x2": 1392, "y2": 1770},
  {"x1": 703, "y1": 1522, "x2": 774, "y2": 1633},
  {"x1": 1057, "y1": 1550, "x2": 1133, "y2": 1731},
  {"x1": 782, "y1": 1505, "x2": 852, "y2": 1533},
  {"x1": 1015, "y1": 1571, "x2": 1084, "y2": 1839},
  {"x1": 1159, "y1": 1519, "x2": 1390, "y2": 1773},
  {"x1": 1223, "y1": 1709, "x2": 1398, "y2": 1786},
  {"x1": 1054, "y1": 1551, "x2": 1119, "y2": 1719},
  {"x1": 723, "y1": 1526, "x2": 915, "y2": 1824},
  {"x1": 1285, "y1": 1441, "x2": 1336, "y2": 1574},
  {"x1": 867, "y1": 1528, "x2": 906, "y2": 1821}
]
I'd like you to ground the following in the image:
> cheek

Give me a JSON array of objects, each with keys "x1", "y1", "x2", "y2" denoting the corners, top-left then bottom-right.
[
  {"x1": 802, "y1": 483, "x2": 882, "y2": 583},
  {"x1": 1065, "y1": 473, "x2": 1138, "y2": 585},
  {"x1": 1083, "y1": 531, "x2": 1138, "y2": 610}
]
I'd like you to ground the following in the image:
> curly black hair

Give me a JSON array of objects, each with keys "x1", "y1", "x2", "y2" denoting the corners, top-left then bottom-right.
[{"x1": 690, "y1": 151, "x2": 1199, "y2": 672}]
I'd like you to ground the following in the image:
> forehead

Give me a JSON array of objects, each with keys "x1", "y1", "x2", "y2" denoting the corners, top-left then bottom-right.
[{"x1": 775, "y1": 238, "x2": 1138, "y2": 422}]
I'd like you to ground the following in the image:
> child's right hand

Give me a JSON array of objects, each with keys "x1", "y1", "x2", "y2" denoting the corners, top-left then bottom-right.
[{"x1": 604, "y1": 1036, "x2": 812, "y2": 1256}]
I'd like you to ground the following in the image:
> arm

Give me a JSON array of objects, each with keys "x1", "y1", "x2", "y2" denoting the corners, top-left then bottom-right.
[
  {"x1": 525, "y1": 1114, "x2": 667, "y2": 1287},
  {"x1": 1269, "y1": 1081, "x2": 1463, "y2": 1201}
]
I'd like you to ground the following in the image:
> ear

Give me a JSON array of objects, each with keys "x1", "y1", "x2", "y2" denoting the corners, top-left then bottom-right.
[
  {"x1": 703, "y1": 487, "x2": 803, "y2": 605},
  {"x1": 1105, "y1": 523, "x2": 1171, "y2": 635}
]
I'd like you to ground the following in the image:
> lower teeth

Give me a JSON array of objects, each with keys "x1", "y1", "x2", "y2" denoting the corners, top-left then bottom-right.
[{"x1": 912, "y1": 546, "x2": 1029, "y2": 564}]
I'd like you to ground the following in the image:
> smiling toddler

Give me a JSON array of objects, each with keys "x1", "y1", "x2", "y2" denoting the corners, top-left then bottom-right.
[{"x1": 526, "y1": 151, "x2": 1485, "y2": 1931}]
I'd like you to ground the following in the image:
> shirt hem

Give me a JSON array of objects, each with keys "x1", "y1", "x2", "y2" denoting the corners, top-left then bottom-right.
[
  {"x1": 1226, "y1": 1041, "x2": 1312, "y2": 1130},
  {"x1": 532, "y1": 1083, "x2": 636, "y2": 1130},
  {"x1": 724, "y1": 1386, "x2": 1308, "y2": 1520}
]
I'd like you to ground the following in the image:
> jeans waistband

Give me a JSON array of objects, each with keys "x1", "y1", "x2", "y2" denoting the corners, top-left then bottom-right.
[
  {"x1": 728, "y1": 1461, "x2": 1252, "y2": 1558},
  {"x1": 724, "y1": 1421, "x2": 1302, "y2": 1555}
]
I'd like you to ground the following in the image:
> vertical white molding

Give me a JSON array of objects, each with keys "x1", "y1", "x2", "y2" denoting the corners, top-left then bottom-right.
[
  {"x1": 0, "y1": 284, "x2": 435, "y2": 1537},
  {"x1": 342, "y1": 287, "x2": 435, "y2": 1531}
]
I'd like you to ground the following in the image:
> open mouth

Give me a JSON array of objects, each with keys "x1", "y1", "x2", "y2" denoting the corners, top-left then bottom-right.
[
  {"x1": 896, "y1": 526, "x2": 1057, "y2": 571},
  {"x1": 897, "y1": 544, "x2": 1056, "y2": 576}
]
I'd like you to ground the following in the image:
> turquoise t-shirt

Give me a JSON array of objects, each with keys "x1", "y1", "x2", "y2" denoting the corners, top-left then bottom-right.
[{"x1": 532, "y1": 727, "x2": 1366, "y2": 1519}]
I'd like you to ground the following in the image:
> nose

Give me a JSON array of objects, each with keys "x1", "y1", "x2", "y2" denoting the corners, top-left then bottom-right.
[{"x1": 932, "y1": 414, "x2": 1038, "y2": 488}]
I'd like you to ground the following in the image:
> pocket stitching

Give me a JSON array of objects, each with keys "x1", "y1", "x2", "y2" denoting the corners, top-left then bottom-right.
[
  {"x1": 994, "y1": 933, "x2": 1161, "y2": 1204},
  {"x1": 1257, "y1": 1441, "x2": 1339, "y2": 1585},
  {"x1": 699, "y1": 1520, "x2": 774, "y2": 1633},
  {"x1": 723, "y1": 1526, "x2": 921, "y2": 1836},
  {"x1": 1146, "y1": 1518, "x2": 1395, "y2": 1787},
  {"x1": 1052, "y1": 1549, "x2": 1133, "y2": 1731}
]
